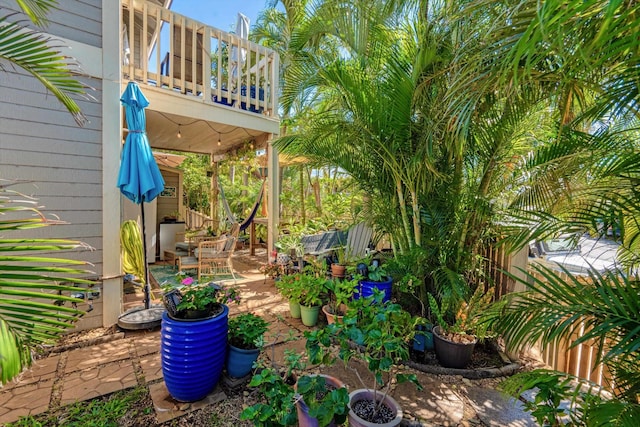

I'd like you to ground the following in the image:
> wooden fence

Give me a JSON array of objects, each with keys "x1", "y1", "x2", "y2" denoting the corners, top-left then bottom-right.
[{"x1": 483, "y1": 246, "x2": 613, "y2": 390}]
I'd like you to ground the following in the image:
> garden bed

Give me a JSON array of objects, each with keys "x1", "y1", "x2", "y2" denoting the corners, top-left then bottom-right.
[{"x1": 407, "y1": 339, "x2": 521, "y2": 379}]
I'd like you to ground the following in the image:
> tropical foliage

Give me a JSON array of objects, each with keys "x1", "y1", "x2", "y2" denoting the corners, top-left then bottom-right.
[
  {"x1": 493, "y1": 264, "x2": 640, "y2": 425},
  {"x1": 0, "y1": 0, "x2": 92, "y2": 385},
  {"x1": 0, "y1": 183, "x2": 93, "y2": 385},
  {"x1": 0, "y1": 0, "x2": 89, "y2": 125},
  {"x1": 264, "y1": 0, "x2": 547, "y2": 313},
  {"x1": 254, "y1": 0, "x2": 640, "y2": 424}
]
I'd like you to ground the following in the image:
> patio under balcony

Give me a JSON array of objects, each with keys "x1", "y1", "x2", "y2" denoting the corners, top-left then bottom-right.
[{"x1": 120, "y1": 0, "x2": 280, "y2": 249}]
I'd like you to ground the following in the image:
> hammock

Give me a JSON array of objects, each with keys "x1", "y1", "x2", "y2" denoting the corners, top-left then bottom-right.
[{"x1": 219, "y1": 180, "x2": 265, "y2": 232}]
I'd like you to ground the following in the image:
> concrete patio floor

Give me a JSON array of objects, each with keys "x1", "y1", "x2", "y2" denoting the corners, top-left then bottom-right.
[{"x1": 0, "y1": 249, "x2": 536, "y2": 426}]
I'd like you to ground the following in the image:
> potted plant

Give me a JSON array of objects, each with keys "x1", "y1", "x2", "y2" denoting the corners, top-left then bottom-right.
[
  {"x1": 226, "y1": 312, "x2": 270, "y2": 378},
  {"x1": 298, "y1": 273, "x2": 328, "y2": 327},
  {"x1": 259, "y1": 262, "x2": 285, "y2": 281},
  {"x1": 306, "y1": 290, "x2": 423, "y2": 426},
  {"x1": 356, "y1": 260, "x2": 393, "y2": 302},
  {"x1": 395, "y1": 271, "x2": 434, "y2": 352},
  {"x1": 330, "y1": 245, "x2": 348, "y2": 278},
  {"x1": 160, "y1": 275, "x2": 240, "y2": 402},
  {"x1": 276, "y1": 273, "x2": 304, "y2": 318},
  {"x1": 322, "y1": 276, "x2": 358, "y2": 324},
  {"x1": 428, "y1": 286, "x2": 496, "y2": 369},
  {"x1": 275, "y1": 232, "x2": 305, "y2": 266},
  {"x1": 294, "y1": 374, "x2": 349, "y2": 427},
  {"x1": 241, "y1": 351, "x2": 349, "y2": 426}
]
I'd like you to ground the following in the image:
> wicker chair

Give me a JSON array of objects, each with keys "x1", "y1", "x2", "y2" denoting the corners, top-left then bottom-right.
[{"x1": 178, "y1": 236, "x2": 237, "y2": 282}]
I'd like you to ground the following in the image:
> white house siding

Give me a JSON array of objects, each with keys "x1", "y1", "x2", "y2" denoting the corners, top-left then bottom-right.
[{"x1": 0, "y1": 1, "x2": 108, "y2": 330}]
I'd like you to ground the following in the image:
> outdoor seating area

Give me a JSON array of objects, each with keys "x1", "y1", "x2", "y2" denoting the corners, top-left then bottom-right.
[{"x1": 2, "y1": 1, "x2": 639, "y2": 426}]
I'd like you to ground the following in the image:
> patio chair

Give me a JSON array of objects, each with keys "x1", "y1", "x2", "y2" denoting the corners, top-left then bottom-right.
[
  {"x1": 198, "y1": 236, "x2": 237, "y2": 282},
  {"x1": 344, "y1": 222, "x2": 373, "y2": 260},
  {"x1": 177, "y1": 235, "x2": 237, "y2": 282},
  {"x1": 177, "y1": 236, "x2": 236, "y2": 282},
  {"x1": 301, "y1": 222, "x2": 372, "y2": 261}
]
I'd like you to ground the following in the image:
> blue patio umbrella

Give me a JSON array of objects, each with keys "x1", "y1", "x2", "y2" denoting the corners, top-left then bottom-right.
[{"x1": 117, "y1": 81, "x2": 164, "y2": 310}]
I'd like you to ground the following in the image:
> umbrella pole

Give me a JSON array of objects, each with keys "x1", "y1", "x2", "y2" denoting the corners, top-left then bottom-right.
[{"x1": 140, "y1": 199, "x2": 151, "y2": 309}]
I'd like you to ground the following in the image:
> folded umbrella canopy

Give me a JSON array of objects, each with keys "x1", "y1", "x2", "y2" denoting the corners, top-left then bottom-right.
[{"x1": 117, "y1": 82, "x2": 164, "y2": 326}]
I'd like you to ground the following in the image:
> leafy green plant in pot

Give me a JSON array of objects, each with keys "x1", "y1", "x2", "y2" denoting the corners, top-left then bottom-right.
[
  {"x1": 322, "y1": 276, "x2": 359, "y2": 324},
  {"x1": 160, "y1": 277, "x2": 240, "y2": 402},
  {"x1": 275, "y1": 232, "x2": 304, "y2": 266},
  {"x1": 395, "y1": 272, "x2": 433, "y2": 352},
  {"x1": 241, "y1": 351, "x2": 349, "y2": 426},
  {"x1": 276, "y1": 273, "x2": 304, "y2": 319},
  {"x1": 295, "y1": 374, "x2": 349, "y2": 427},
  {"x1": 297, "y1": 273, "x2": 328, "y2": 327},
  {"x1": 330, "y1": 244, "x2": 349, "y2": 278},
  {"x1": 306, "y1": 290, "x2": 423, "y2": 426},
  {"x1": 241, "y1": 366, "x2": 298, "y2": 426},
  {"x1": 226, "y1": 312, "x2": 270, "y2": 378},
  {"x1": 428, "y1": 286, "x2": 497, "y2": 369},
  {"x1": 356, "y1": 260, "x2": 393, "y2": 303},
  {"x1": 162, "y1": 275, "x2": 240, "y2": 320}
]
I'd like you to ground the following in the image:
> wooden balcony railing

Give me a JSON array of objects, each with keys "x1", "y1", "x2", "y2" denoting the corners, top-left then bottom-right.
[{"x1": 121, "y1": 0, "x2": 279, "y2": 117}]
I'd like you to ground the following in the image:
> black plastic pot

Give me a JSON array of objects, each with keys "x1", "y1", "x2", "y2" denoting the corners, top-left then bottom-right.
[{"x1": 432, "y1": 326, "x2": 477, "y2": 369}]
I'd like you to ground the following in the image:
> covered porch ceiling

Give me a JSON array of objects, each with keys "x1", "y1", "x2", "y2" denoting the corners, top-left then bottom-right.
[
  {"x1": 144, "y1": 109, "x2": 271, "y2": 155},
  {"x1": 134, "y1": 85, "x2": 280, "y2": 156}
]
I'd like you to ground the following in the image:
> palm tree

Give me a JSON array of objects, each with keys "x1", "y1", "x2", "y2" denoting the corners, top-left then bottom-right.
[
  {"x1": 273, "y1": 0, "x2": 552, "y2": 310},
  {"x1": 449, "y1": 1, "x2": 640, "y2": 423},
  {"x1": 492, "y1": 263, "x2": 640, "y2": 425},
  {"x1": 0, "y1": 0, "x2": 93, "y2": 385}
]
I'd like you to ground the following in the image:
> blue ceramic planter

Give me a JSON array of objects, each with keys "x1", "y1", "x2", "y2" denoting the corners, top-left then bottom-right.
[
  {"x1": 413, "y1": 324, "x2": 434, "y2": 352},
  {"x1": 160, "y1": 305, "x2": 229, "y2": 402},
  {"x1": 226, "y1": 344, "x2": 260, "y2": 378},
  {"x1": 355, "y1": 277, "x2": 393, "y2": 302}
]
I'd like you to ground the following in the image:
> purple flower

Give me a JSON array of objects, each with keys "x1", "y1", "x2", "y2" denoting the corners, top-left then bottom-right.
[{"x1": 182, "y1": 277, "x2": 195, "y2": 286}]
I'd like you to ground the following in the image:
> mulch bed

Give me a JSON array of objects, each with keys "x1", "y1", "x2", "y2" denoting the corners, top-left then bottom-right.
[{"x1": 407, "y1": 339, "x2": 522, "y2": 379}]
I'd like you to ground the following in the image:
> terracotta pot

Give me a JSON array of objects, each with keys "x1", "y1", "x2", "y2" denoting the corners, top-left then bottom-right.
[
  {"x1": 348, "y1": 389, "x2": 403, "y2": 427},
  {"x1": 432, "y1": 325, "x2": 477, "y2": 369},
  {"x1": 331, "y1": 263, "x2": 346, "y2": 278},
  {"x1": 322, "y1": 304, "x2": 346, "y2": 325}
]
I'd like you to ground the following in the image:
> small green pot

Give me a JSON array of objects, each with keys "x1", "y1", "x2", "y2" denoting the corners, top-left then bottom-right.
[
  {"x1": 300, "y1": 304, "x2": 320, "y2": 327},
  {"x1": 289, "y1": 300, "x2": 301, "y2": 318}
]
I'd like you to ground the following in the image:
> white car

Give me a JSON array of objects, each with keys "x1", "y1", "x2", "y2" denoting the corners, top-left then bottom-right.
[{"x1": 531, "y1": 235, "x2": 621, "y2": 276}]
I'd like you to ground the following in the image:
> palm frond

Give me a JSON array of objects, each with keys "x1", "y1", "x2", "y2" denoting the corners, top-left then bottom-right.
[
  {"x1": 0, "y1": 183, "x2": 92, "y2": 385},
  {"x1": 0, "y1": 15, "x2": 88, "y2": 125},
  {"x1": 14, "y1": 0, "x2": 58, "y2": 26},
  {"x1": 495, "y1": 263, "x2": 640, "y2": 368}
]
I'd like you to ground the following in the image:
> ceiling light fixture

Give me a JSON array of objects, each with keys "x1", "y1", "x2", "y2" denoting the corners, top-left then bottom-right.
[
  {"x1": 177, "y1": 125, "x2": 182, "y2": 139},
  {"x1": 217, "y1": 133, "x2": 221, "y2": 146}
]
